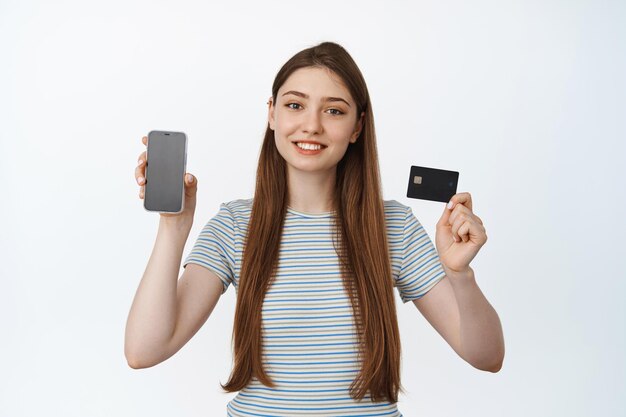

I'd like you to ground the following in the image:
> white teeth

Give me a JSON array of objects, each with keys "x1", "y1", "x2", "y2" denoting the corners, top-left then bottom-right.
[{"x1": 296, "y1": 142, "x2": 323, "y2": 151}]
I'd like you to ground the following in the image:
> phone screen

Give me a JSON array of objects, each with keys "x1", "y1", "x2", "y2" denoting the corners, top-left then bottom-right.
[{"x1": 144, "y1": 130, "x2": 187, "y2": 213}]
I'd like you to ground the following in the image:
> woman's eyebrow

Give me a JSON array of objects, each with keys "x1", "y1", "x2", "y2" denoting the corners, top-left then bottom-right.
[{"x1": 282, "y1": 90, "x2": 351, "y2": 107}]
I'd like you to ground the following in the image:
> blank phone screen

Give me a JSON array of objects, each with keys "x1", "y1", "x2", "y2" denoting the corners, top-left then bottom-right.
[{"x1": 144, "y1": 131, "x2": 187, "y2": 213}]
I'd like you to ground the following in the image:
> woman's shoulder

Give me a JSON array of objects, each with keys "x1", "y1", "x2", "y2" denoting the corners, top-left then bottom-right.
[
  {"x1": 383, "y1": 199, "x2": 410, "y2": 218},
  {"x1": 222, "y1": 197, "x2": 253, "y2": 211},
  {"x1": 217, "y1": 198, "x2": 253, "y2": 221}
]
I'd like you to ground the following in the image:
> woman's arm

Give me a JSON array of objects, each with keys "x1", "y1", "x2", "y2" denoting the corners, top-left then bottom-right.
[
  {"x1": 124, "y1": 218, "x2": 223, "y2": 368},
  {"x1": 412, "y1": 268, "x2": 505, "y2": 372}
]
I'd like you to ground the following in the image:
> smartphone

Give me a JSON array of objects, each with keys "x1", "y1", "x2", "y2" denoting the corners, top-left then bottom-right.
[
  {"x1": 406, "y1": 165, "x2": 459, "y2": 203},
  {"x1": 143, "y1": 130, "x2": 187, "y2": 214}
]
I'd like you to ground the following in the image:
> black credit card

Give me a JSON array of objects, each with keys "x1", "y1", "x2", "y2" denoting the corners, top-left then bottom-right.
[{"x1": 406, "y1": 165, "x2": 459, "y2": 203}]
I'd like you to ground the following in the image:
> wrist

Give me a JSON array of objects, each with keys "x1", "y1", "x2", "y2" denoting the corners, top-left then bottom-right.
[
  {"x1": 158, "y1": 216, "x2": 193, "y2": 236},
  {"x1": 444, "y1": 265, "x2": 475, "y2": 281}
]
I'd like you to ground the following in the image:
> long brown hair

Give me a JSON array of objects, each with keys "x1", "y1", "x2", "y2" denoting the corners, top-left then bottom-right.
[{"x1": 220, "y1": 41, "x2": 404, "y2": 403}]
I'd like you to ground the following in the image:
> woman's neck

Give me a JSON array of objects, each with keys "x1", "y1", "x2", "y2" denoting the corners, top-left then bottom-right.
[{"x1": 287, "y1": 167, "x2": 336, "y2": 214}]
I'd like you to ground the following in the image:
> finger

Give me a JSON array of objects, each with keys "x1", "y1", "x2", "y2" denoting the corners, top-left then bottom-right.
[
  {"x1": 469, "y1": 221, "x2": 488, "y2": 245},
  {"x1": 455, "y1": 219, "x2": 487, "y2": 244},
  {"x1": 458, "y1": 220, "x2": 471, "y2": 242},
  {"x1": 447, "y1": 192, "x2": 472, "y2": 212},
  {"x1": 139, "y1": 185, "x2": 144, "y2": 199},
  {"x1": 437, "y1": 202, "x2": 452, "y2": 229},
  {"x1": 448, "y1": 204, "x2": 472, "y2": 226},
  {"x1": 135, "y1": 154, "x2": 146, "y2": 181},
  {"x1": 183, "y1": 173, "x2": 198, "y2": 198},
  {"x1": 142, "y1": 135, "x2": 148, "y2": 146},
  {"x1": 135, "y1": 162, "x2": 145, "y2": 185},
  {"x1": 450, "y1": 214, "x2": 469, "y2": 241}
]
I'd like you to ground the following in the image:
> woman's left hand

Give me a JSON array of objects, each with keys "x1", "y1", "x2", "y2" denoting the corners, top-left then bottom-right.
[{"x1": 435, "y1": 192, "x2": 488, "y2": 274}]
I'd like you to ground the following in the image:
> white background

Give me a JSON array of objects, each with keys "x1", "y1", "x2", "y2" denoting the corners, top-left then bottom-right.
[{"x1": 1, "y1": 0, "x2": 624, "y2": 416}]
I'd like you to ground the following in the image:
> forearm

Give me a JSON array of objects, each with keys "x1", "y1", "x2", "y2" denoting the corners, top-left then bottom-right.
[
  {"x1": 124, "y1": 218, "x2": 191, "y2": 367},
  {"x1": 446, "y1": 267, "x2": 505, "y2": 371}
]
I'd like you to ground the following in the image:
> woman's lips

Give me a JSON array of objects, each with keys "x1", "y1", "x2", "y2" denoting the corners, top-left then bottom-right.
[{"x1": 293, "y1": 142, "x2": 325, "y2": 155}]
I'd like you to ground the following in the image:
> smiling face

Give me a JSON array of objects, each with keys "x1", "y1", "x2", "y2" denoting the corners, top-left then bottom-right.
[{"x1": 268, "y1": 66, "x2": 364, "y2": 175}]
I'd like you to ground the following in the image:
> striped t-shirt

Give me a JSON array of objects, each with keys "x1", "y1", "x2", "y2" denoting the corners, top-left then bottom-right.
[{"x1": 183, "y1": 198, "x2": 446, "y2": 416}]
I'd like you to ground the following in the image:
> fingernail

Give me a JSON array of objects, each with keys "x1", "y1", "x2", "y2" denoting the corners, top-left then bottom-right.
[
  {"x1": 447, "y1": 201, "x2": 454, "y2": 209},
  {"x1": 186, "y1": 174, "x2": 192, "y2": 182},
  {"x1": 138, "y1": 176, "x2": 144, "y2": 184},
  {"x1": 138, "y1": 159, "x2": 143, "y2": 165}
]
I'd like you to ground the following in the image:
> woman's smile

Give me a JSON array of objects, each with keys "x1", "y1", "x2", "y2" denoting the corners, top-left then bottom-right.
[{"x1": 293, "y1": 141, "x2": 327, "y2": 155}]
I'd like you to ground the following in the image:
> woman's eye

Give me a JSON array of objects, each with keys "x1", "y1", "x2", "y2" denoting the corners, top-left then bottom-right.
[{"x1": 285, "y1": 103, "x2": 344, "y2": 116}]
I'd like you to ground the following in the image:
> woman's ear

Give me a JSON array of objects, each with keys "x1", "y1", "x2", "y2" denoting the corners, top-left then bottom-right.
[
  {"x1": 350, "y1": 111, "x2": 365, "y2": 143},
  {"x1": 267, "y1": 96, "x2": 275, "y2": 131}
]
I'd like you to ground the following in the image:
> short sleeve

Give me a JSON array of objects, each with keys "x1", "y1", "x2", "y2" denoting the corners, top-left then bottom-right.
[
  {"x1": 395, "y1": 205, "x2": 446, "y2": 303},
  {"x1": 182, "y1": 203, "x2": 236, "y2": 294}
]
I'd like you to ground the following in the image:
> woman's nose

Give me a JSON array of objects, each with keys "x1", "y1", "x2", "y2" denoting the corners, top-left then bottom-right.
[{"x1": 301, "y1": 109, "x2": 323, "y2": 135}]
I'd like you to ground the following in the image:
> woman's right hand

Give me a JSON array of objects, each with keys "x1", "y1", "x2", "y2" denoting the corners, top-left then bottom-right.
[{"x1": 135, "y1": 135, "x2": 197, "y2": 224}]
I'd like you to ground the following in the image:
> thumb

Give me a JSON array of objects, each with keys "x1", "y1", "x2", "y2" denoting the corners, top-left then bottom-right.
[
  {"x1": 185, "y1": 173, "x2": 197, "y2": 193},
  {"x1": 436, "y1": 201, "x2": 453, "y2": 229}
]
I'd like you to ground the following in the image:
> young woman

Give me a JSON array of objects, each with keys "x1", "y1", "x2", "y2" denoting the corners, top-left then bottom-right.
[{"x1": 126, "y1": 41, "x2": 505, "y2": 416}]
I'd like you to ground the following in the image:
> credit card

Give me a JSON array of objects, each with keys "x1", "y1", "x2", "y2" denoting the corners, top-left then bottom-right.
[{"x1": 406, "y1": 165, "x2": 459, "y2": 203}]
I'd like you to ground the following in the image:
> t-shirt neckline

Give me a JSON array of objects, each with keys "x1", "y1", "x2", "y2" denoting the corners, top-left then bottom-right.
[{"x1": 287, "y1": 206, "x2": 336, "y2": 218}]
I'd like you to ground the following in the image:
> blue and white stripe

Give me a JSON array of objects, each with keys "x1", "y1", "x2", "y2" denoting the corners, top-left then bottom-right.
[{"x1": 183, "y1": 198, "x2": 446, "y2": 416}]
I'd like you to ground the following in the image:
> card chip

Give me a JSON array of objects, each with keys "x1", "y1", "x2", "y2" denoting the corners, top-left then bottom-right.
[{"x1": 413, "y1": 175, "x2": 422, "y2": 184}]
